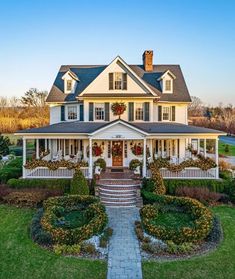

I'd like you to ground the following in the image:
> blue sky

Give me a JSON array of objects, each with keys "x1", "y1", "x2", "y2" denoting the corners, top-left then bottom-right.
[{"x1": 0, "y1": 0, "x2": 234, "y2": 105}]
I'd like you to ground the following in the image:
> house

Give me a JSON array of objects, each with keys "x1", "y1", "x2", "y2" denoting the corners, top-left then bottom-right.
[{"x1": 17, "y1": 51, "x2": 225, "y2": 181}]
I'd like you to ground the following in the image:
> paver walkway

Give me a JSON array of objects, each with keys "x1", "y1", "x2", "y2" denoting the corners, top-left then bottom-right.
[{"x1": 106, "y1": 207, "x2": 142, "y2": 279}]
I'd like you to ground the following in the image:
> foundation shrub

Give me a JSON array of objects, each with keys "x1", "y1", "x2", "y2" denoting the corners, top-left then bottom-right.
[
  {"x1": 7, "y1": 178, "x2": 70, "y2": 192},
  {"x1": 53, "y1": 244, "x2": 81, "y2": 256},
  {"x1": 80, "y1": 242, "x2": 96, "y2": 255},
  {"x1": 129, "y1": 159, "x2": 142, "y2": 170},
  {"x1": 3, "y1": 191, "x2": 47, "y2": 207},
  {"x1": 94, "y1": 158, "x2": 106, "y2": 171},
  {"x1": 175, "y1": 186, "x2": 224, "y2": 204},
  {"x1": 140, "y1": 191, "x2": 213, "y2": 244}
]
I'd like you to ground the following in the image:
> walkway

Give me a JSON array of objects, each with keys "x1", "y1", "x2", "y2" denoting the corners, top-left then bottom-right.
[{"x1": 106, "y1": 207, "x2": 142, "y2": 279}]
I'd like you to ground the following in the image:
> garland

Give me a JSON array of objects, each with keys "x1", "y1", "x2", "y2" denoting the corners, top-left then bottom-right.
[
  {"x1": 111, "y1": 102, "x2": 127, "y2": 118},
  {"x1": 24, "y1": 159, "x2": 88, "y2": 171},
  {"x1": 149, "y1": 155, "x2": 217, "y2": 195}
]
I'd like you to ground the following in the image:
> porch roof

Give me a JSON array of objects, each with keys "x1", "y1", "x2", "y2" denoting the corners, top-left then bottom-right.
[{"x1": 16, "y1": 119, "x2": 225, "y2": 136}]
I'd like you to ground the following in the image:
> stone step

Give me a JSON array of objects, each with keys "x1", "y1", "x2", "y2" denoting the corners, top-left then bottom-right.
[
  {"x1": 100, "y1": 190, "x2": 135, "y2": 197},
  {"x1": 98, "y1": 179, "x2": 141, "y2": 186},
  {"x1": 101, "y1": 199, "x2": 136, "y2": 205},
  {"x1": 101, "y1": 196, "x2": 136, "y2": 202}
]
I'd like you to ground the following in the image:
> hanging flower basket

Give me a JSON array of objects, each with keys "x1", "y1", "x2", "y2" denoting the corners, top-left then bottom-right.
[
  {"x1": 131, "y1": 143, "x2": 143, "y2": 156},
  {"x1": 112, "y1": 143, "x2": 122, "y2": 157},
  {"x1": 111, "y1": 102, "x2": 127, "y2": 118}
]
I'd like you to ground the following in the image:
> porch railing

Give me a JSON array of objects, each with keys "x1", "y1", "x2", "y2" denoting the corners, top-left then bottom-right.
[
  {"x1": 23, "y1": 167, "x2": 89, "y2": 179},
  {"x1": 147, "y1": 167, "x2": 217, "y2": 179}
]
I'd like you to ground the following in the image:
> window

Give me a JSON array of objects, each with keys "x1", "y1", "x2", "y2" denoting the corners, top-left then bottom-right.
[
  {"x1": 165, "y1": 80, "x2": 172, "y2": 91},
  {"x1": 162, "y1": 107, "x2": 170, "y2": 121},
  {"x1": 135, "y1": 103, "x2": 144, "y2": 120},
  {"x1": 95, "y1": 103, "x2": 105, "y2": 120},
  {"x1": 66, "y1": 80, "x2": 72, "y2": 91},
  {"x1": 109, "y1": 72, "x2": 127, "y2": 90},
  {"x1": 67, "y1": 106, "x2": 77, "y2": 120}
]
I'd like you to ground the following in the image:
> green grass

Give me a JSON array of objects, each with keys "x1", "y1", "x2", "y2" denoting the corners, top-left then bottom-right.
[
  {"x1": 0, "y1": 205, "x2": 107, "y2": 279},
  {"x1": 219, "y1": 141, "x2": 235, "y2": 156},
  {"x1": 151, "y1": 210, "x2": 194, "y2": 230},
  {"x1": 143, "y1": 206, "x2": 235, "y2": 279}
]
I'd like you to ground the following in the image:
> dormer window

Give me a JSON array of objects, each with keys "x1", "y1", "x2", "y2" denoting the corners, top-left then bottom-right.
[
  {"x1": 165, "y1": 80, "x2": 172, "y2": 91},
  {"x1": 109, "y1": 73, "x2": 127, "y2": 90},
  {"x1": 66, "y1": 80, "x2": 72, "y2": 91}
]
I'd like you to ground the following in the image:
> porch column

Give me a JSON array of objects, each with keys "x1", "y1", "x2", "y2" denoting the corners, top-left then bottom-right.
[
  {"x1": 197, "y1": 139, "x2": 200, "y2": 154},
  {"x1": 143, "y1": 138, "x2": 147, "y2": 177},
  {"x1": 23, "y1": 138, "x2": 26, "y2": 178},
  {"x1": 45, "y1": 139, "x2": 48, "y2": 151},
  {"x1": 49, "y1": 139, "x2": 52, "y2": 160},
  {"x1": 36, "y1": 139, "x2": 39, "y2": 159},
  {"x1": 215, "y1": 138, "x2": 219, "y2": 179},
  {"x1": 204, "y1": 139, "x2": 207, "y2": 157},
  {"x1": 89, "y1": 138, "x2": 93, "y2": 179}
]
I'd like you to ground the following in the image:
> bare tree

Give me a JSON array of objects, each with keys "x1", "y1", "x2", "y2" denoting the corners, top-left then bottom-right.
[
  {"x1": 188, "y1": 96, "x2": 204, "y2": 116},
  {"x1": 21, "y1": 88, "x2": 48, "y2": 107}
]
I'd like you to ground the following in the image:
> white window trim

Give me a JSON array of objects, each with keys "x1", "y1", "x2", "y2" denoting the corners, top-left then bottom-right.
[
  {"x1": 94, "y1": 103, "x2": 105, "y2": 121},
  {"x1": 111, "y1": 72, "x2": 127, "y2": 90},
  {"x1": 162, "y1": 106, "x2": 171, "y2": 122},
  {"x1": 66, "y1": 105, "x2": 79, "y2": 121},
  {"x1": 134, "y1": 103, "x2": 145, "y2": 122},
  {"x1": 163, "y1": 78, "x2": 173, "y2": 93}
]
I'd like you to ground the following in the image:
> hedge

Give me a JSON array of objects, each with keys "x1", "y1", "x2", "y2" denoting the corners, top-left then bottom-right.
[
  {"x1": 41, "y1": 195, "x2": 108, "y2": 245},
  {"x1": 7, "y1": 178, "x2": 71, "y2": 192},
  {"x1": 141, "y1": 190, "x2": 213, "y2": 244},
  {"x1": 0, "y1": 157, "x2": 22, "y2": 183}
]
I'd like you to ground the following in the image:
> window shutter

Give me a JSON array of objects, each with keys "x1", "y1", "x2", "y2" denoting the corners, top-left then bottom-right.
[
  {"x1": 105, "y1": 102, "x2": 110, "y2": 121},
  {"x1": 80, "y1": 104, "x2": 84, "y2": 121},
  {"x1": 89, "y1": 103, "x2": 94, "y2": 121},
  {"x1": 61, "y1": 105, "x2": 65, "y2": 121},
  {"x1": 109, "y1": 73, "x2": 113, "y2": 90},
  {"x1": 128, "y1": 102, "x2": 134, "y2": 121},
  {"x1": 123, "y1": 73, "x2": 127, "y2": 90},
  {"x1": 158, "y1": 105, "x2": 162, "y2": 121},
  {"x1": 144, "y1": 102, "x2": 150, "y2": 121},
  {"x1": 171, "y1": 106, "x2": 176, "y2": 121}
]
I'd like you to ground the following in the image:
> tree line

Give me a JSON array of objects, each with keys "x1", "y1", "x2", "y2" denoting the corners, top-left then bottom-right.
[
  {"x1": 189, "y1": 96, "x2": 235, "y2": 135},
  {"x1": 0, "y1": 88, "x2": 49, "y2": 133}
]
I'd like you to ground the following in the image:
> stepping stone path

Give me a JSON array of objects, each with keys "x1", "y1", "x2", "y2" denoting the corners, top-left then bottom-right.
[{"x1": 106, "y1": 207, "x2": 142, "y2": 279}]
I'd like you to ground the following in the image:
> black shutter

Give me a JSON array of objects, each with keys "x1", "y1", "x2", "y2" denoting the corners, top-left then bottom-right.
[
  {"x1": 109, "y1": 73, "x2": 113, "y2": 90},
  {"x1": 171, "y1": 106, "x2": 176, "y2": 121},
  {"x1": 123, "y1": 73, "x2": 127, "y2": 90},
  {"x1": 61, "y1": 105, "x2": 65, "y2": 121},
  {"x1": 128, "y1": 102, "x2": 134, "y2": 121},
  {"x1": 158, "y1": 105, "x2": 162, "y2": 121},
  {"x1": 80, "y1": 104, "x2": 84, "y2": 121},
  {"x1": 89, "y1": 103, "x2": 94, "y2": 121},
  {"x1": 105, "y1": 102, "x2": 110, "y2": 121},
  {"x1": 144, "y1": 102, "x2": 150, "y2": 121}
]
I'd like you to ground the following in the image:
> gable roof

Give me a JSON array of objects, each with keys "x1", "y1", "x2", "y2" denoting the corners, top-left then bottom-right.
[
  {"x1": 62, "y1": 69, "x2": 80, "y2": 81},
  {"x1": 46, "y1": 60, "x2": 191, "y2": 103},
  {"x1": 157, "y1": 69, "x2": 176, "y2": 81}
]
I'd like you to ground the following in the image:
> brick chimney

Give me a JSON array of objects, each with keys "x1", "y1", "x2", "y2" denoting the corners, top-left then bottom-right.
[{"x1": 142, "y1": 50, "x2": 153, "y2": 72}]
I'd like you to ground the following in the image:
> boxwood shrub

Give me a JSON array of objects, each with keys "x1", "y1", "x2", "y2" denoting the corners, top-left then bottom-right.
[
  {"x1": 41, "y1": 195, "x2": 108, "y2": 245},
  {"x1": 141, "y1": 190, "x2": 213, "y2": 244},
  {"x1": 0, "y1": 157, "x2": 22, "y2": 183},
  {"x1": 7, "y1": 178, "x2": 71, "y2": 192}
]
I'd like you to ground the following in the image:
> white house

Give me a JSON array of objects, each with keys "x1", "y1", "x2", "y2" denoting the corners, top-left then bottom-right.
[{"x1": 17, "y1": 51, "x2": 225, "y2": 180}]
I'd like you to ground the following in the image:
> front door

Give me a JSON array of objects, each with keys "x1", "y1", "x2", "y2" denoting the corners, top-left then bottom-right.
[{"x1": 112, "y1": 141, "x2": 123, "y2": 167}]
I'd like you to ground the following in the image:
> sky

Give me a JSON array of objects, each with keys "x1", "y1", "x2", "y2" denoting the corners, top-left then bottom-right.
[{"x1": 0, "y1": 0, "x2": 234, "y2": 105}]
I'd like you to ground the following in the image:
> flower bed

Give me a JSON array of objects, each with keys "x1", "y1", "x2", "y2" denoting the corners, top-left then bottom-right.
[
  {"x1": 41, "y1": 195, "x2": 108, "y2": 245},
  {"x1": 140, "y1": 191, "x2": 213, "y2": 244}
]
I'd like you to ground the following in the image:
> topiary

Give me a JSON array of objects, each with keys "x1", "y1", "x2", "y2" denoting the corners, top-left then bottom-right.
[
  {"x1": 70, "y1": 170, "x2": 89, "y2": 195},
  {"x1": 129, "y1": 159, "x2": 142, "y2": 170},
  {"x1": 149, "y1": 163, "x2": 166, "y2": 195}
]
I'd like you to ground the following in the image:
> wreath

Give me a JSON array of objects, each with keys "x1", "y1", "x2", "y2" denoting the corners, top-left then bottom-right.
[
  {"x1": 86, "y1": 143, "x2": 103, "y2": 157},
  {"x1": 111, "y1": 102, "x2": 127, "y2": 118},
  {"x1": 131, "y1": 143, "x2": 143, "y2": 156},
  {"x1": 112, "y1": 143, "x2": 122, "y2": 157}
]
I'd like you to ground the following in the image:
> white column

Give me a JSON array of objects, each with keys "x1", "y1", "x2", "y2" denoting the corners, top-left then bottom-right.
[
  {"x1": 36, "y1": 139, "x2": 39, "y2": 159},
  {"x1": 215, "y1": 138, "x2": 219, "y2": 179},
  {"x1": 45, "y1": 139, "x2": 48, "y2": 151},
  {"x1": 204, "y1": 139, "x2": 207, "y2": 157},
  {"x1": 161, "y1": 140, "x2": 164, "y2": 157},
  {"x1": 89, "y1": 138, "x2": 93, "y2": 179},
  {"x1": 49, "y1": 139, "x2": 52, "y2": 160},
  {"x1": 149, "y1": 139, "x2": 153, "y2": 159},
  {"x1": 63, "y1": 139, "x2": 66, "y2": 156},
  {"x1": 23, "y1": 138, "x2": 26, "y2": 178},
  {"x1": 197, "y1": 139, "x2": 200, "y2": 154},
  {"x1": 143, "y1": 138, "x2": 147, "y2": 177}
]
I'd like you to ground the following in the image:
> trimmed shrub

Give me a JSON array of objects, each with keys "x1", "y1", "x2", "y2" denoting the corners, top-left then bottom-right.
[
  {"x1": 41, "y1": 195, "x2": 108, "y2": 245},
  {"x1": 99, "y1": 227, "x2": 113, "y2": 248},
  {"x1": 141, "y1": 191, "x2": 213, "y2": 244},
  {"x1": 70, "y1": 170, "x2": 89, "y2": 195},
  {"x1": 80, "y1": 242, "x2": 96, "y2": 255},
  {"x1": 129, "y1": 159, "x2": 142, "y2": 170},
  {"x1": 0, "y1": 185, "x2": 12, "y2": 200},
  {"x1": 53, "y1": 244, "x2": 81, "y2": 256},
  {"x1": 0, "y1": 157, "x2": 22, "y2": 183},
  {"x1": 89, "y1": 178, "x2": 96, "y2": 196},
  {"x1": 7, "y1": 178, "x2": 71, "y2": 192},
  {"x1": 94, "y1": 158, "x2": 106, "y2": 171}
]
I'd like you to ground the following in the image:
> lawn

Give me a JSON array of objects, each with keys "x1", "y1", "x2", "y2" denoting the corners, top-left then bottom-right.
[
  {"x1": 143, "y1": 206, "x2": 235, "y2": 279},
  {"x1": 0, "y1": 205, "x2": 107, "y2": 279},
  {"x1": 219, "y1": 141, "x2": 235, "y2": 156}
]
